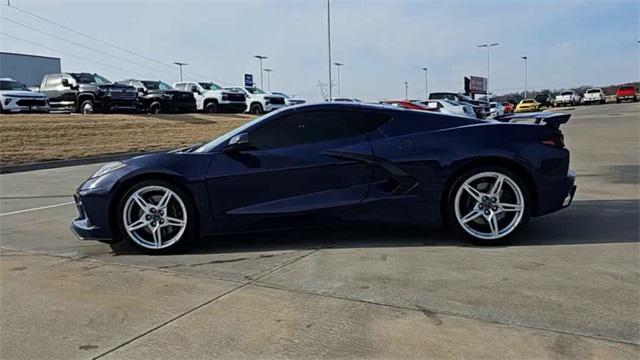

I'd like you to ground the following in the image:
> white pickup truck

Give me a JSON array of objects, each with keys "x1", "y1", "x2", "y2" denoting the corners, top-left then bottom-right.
[
  {"x1": 581, "y1": 88, "x2": 606, "y2": 105},
  {"x1": 554, "y1": 90, "x2": 581, "y2": 107},
  {"x1": 224, "y1": 86, "x2": 286, "y2": 114},
  {"x1": 173, "y1": 81, "x2": 246, "y2": 113}
]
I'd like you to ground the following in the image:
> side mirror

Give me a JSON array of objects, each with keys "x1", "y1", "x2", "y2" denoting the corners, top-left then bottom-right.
[
  {"x1": 137, "y1": 87, "x2": 146, "y2": 94},
  {"x1": 190, "y1": 86, "x2": 200, "y2": 95},
  {"x1": 61, "y1": 78, "x2": 70, "y2": 87},
  {"x1": 224, "y1": 133, "x2": 250, "y2": 153}
]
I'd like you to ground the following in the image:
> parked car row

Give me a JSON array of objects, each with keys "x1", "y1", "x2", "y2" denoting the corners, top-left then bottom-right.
[{"x1": 0, "y1": 72, "x2": 306, "y2": 115}]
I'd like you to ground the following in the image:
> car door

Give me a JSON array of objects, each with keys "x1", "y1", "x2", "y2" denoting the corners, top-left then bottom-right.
[
  {"x1": 41, "y1": 74, "x2": 64, "y2": 107},
  {"x1": 204, "y1": 108, "x2": 389, "y2": 232},
  {"x1": 187, "y1": 82, "x2": 204, "y2": 109}
]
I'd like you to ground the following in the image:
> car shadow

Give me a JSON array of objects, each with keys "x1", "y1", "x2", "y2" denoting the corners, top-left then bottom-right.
[{"x1": 109, "y1": 199, "x2": 639, "y2": 255}]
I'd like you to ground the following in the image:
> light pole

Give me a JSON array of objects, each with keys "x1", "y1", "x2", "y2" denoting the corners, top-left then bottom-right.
[
  {"x1": 327, "y1": 0, "x2": 333, "y2": 101},
  {"x1": 264, "y1": 68, "x2": 274, "y2": 91},
  {"x1": 521, "y1": 56, "x2": 528, "y2": 98},
  {"x1": 421, "y1": 67, "x2": 428, "y2": 99},
  {"x1": 333, "y1": 62, "x2": 343, "y2": 97},
  {"x1": 404, "y1": 81, "x2": 408, "y2": 100},
  {"x1": 173, "y1": 62, "x2": 187, "y2": 81},
  {"x1": 253, "y1": 55, "x2": 267, "y2": 88},
  {"x1": 477, "y1": 43, "x2": 499, "y2": 101}
]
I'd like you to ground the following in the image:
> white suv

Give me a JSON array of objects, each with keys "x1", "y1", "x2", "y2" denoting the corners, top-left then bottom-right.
[
  {"x1": 174, "y1": 81, "x2": 246, "y2": 113},
  {"x1": 224, "y1": 86, "x2": 286, "y2": 114},
  {"x1": 0, "y1": 78, "x2": 49, "y2": 113}
]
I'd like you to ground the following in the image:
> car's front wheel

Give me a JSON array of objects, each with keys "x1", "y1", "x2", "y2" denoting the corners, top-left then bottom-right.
[
  {"x1": 448, "y1": 167, "x2": 530, "y2": 245},
  {"x1": 117, "y1": 180, "x2": 195, "y2": 253}
]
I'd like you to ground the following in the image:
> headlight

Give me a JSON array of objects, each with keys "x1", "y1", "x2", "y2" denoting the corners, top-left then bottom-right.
[{"x1": 90, "y1": 161, "x2": 126, "y2": 179}]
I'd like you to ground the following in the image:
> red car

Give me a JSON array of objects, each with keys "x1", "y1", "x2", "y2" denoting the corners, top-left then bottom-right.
[
  {"x1": 616, "y1": 85, "x2": 637, "y2": 103},
  {"x1": 502, "y1": 102, "x2": 515, "y2": 113},
  {"x1": 381, "y1": 100, "x2": 437, "y2": 111}
]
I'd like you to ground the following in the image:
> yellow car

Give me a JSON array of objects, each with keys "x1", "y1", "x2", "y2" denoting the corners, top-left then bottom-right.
[{"x1": 515, "y1": 99, "x2": 541, "y2": 113}]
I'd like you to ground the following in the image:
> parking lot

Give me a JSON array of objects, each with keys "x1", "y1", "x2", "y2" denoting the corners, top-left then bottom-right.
[{"x1": 1, "y1": 103, "x2": 639, "y2": 359}]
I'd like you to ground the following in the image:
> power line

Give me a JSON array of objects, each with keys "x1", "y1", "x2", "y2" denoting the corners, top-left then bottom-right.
[
  {"x1": 0, "y1": 32, "x2": 155, "y2": 78},
  {"x1": 1, "y1": 3, "x2": 231, "y2": 84},
  {"x1": 0, "y1": 16, "x2": 172, "y2": 79}
]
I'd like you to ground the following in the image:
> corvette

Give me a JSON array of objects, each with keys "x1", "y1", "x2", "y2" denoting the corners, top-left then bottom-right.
[{"x1": 71, "y1": 103, "x2": 576, "y2": 253}]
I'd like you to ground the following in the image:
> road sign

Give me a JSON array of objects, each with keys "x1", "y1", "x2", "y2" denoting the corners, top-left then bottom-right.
[
  {"x1": 244, "y1": 74, "x2": 254, "y2": 87},
  {"x1": 465, "y1": 76, "x2": 487, "y2": 94}
]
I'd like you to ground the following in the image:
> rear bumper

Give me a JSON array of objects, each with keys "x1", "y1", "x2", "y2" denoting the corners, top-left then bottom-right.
[{"x1": 534, "y1": 170, "x2": 577, "y2": 216}]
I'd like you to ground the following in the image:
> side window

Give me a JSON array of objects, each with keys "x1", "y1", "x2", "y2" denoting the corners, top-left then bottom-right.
[
  {"x1": 44, "y1": 74, "x2": 61, "y2": 88},
  {"x1": 250, "y1": 110, "x2": 390, "y2": 150},
  {"x1": 175, "y1": 83, "x2": 185, "y2": 91}
]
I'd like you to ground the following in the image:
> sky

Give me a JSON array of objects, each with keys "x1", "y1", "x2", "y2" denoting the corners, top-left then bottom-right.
[{"x1": 1, "y1": 0, "x2": 638, "y2": 101}]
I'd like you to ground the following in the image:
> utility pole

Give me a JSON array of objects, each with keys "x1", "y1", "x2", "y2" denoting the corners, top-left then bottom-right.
[
  {"x1": 333, "y1": 62, "x2": 343, "y2": 97},
  {"x1": 421, "y1": 67, "x2": 428, "y2": 99},
  {"x1": 477, "y1": 43, "x2": 499, "y2": 101},
  {"x1": 404, "y1": 81, "x2": 408, "y2": 100},
  {"x1": 521, "y1": 56, "x2": 528, "y2": 98},
  {"x1": 173, "y1": 62, "x2": 187, "y2": 81},
  {"x1": 253, "y1": 55, "x2": 267, "y2": 88},
  {"x1": 327, "y1": 0, "x2": 333, "y2": 101},
  {"x1": 264, "y1": 68, "x2": 274, "y2": 91}
]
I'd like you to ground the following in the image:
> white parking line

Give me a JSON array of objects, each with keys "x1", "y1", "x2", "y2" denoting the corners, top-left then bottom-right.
[{"x1": 0, "y1": 201, "x2": 75, "y2": 217}]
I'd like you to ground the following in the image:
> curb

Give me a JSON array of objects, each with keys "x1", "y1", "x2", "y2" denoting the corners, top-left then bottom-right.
[{"x1": 0, "y1": 151, "x2": 157, "y2": 174}]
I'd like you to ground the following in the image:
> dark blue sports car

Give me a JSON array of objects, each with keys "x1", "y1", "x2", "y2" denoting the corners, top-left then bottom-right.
[{"x1": 71, "y1": 103, "x2": 576, "y2": 253}]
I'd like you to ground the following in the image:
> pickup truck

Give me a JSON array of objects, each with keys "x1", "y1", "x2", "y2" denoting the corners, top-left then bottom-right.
[
  {"x1": 40, "y1": 73, "x2": 137, "y2": 114},
  {"x1": 616, "y1": 85, "x2": 638, "y2": 103},
  {"x1": 117, "y1": 79, "x2": 195, "y2": 114},
  {"x1": 174, "y1": 81, "x2": 247, "y2": 113},
  {"x1": 554, "y1": 91, "x2": 580, "y2": 107},
  {"x1": 582, "y1": 88, "x2": 606, "y2": 105},
  {"x1": 224, "y1": 86, "x2": 286, "y2": 114}
]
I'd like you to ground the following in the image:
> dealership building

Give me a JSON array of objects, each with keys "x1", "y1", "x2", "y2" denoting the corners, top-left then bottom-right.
[{"x1": 0, "y1": 52, "x2": 61, "y2": 87}]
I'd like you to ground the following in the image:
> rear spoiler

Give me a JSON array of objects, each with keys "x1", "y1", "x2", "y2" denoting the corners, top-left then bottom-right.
[{"x1": 495, "y1": 112, "x2": 570, "y2": 129}]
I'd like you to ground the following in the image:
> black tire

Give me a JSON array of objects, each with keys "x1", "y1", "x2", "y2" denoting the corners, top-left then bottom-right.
[
  {"x1": 446, "y1": 166, "x2": 531, "y2": 246},
  {"x1": 204, "y1": 101, "x2": 218, "y2": 114},
  {"x1": 79, "y1": 99, "x2": 94, "y2": 114},
  {"x1": 250, "y1": 103, "x2": 263, "y2": 115},
  {"x1": 116, "y1": 179, "x2": 196, "y2": 254},
  {"x1": 616, "y1": 99, "x2": 621, "y2": 104},
  {"x1": 149, "y1": 101, "x2": 162, "y2": 114}
]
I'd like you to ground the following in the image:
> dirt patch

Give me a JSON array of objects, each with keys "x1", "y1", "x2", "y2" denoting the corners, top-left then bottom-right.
[{"x1": 0, "y1": 113, "x2": 255, "y2": 165}]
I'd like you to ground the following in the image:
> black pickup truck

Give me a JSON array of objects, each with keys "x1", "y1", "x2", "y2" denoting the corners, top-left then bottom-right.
[
  {"x1": 40, "y1": 73, "x2": 137, "y2": 114},
  {"x1": 117, "y1": 79, "x2": 196, "y2": 114}
]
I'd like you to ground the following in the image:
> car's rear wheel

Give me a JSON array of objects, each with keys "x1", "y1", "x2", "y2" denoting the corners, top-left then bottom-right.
[
  {"x1": 448, "y1": 167, "x2": 530, "y2": 245},
  {"x1": 117, "y1": 180, "x2": 195, "y2": 253}
]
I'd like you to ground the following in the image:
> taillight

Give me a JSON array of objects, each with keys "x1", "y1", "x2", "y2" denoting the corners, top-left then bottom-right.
[{"x1": 541, "y1": 131, "x2": 565, "y2": 148}]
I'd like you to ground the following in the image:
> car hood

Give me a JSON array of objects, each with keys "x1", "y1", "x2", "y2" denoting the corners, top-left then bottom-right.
[{"x1": 0, "y1": 90, "x2": 46, "y2": 98}]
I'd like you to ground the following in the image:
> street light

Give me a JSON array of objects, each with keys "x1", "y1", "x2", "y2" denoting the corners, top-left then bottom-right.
[
  {"x1": 333, "y1": 62, "x2": 343, "y2": 97},
  {"x1": 521, "y1": 56, "x2": 528, "y2": 98},
  {"x1": 404, "y1": 81, "x2": 409, "y2": 100},
  {"x1": 327, "y1": 0, "x2": 333, "y2": 101},
  {"x1": 253, "y1": 55, "x2": 267, "y2": 88},
  {"x1": 477, "y1": 43, "x2": 499, "y2": 101},
  {"x1": 173, "y1": 62, "x2": 187, "y2": 82},
  {"x1": 421, "y1": 67, "x2": 428, "y2": 100},
  {"x1": 264, "y1": 68, "x2": 274, "y2": 91}
]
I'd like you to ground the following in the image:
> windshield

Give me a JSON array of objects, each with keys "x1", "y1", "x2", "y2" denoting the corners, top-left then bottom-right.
[
  {"x1": 142, "y1": 81, "x2": 173, "y2": 90},
  {"x1": 71, "y1": 73, "x2": 112, "y2": 85},
  {"x1": 199, "y1": 82, "x2": 222, "y2": 90},
  {"x1": 272, "y1": 92, "x2": 290, "y2": 98},
  {"x1": 246, "y1": 87, "x2": 266, "y2": 94},
  {"x1": 522, "y1": 99, "x2": 534, "y2": 104},
  {"x1": 0, "y1": 80, "x2": 29, "y2": 91},
  {"x1": 619, "y1": 86, "x2": 634, "y2": 91},
  {"x1": 560, "y1": 91, "x2": 573, "y2": 96},
  {"x1": 195, "y1": 108, "x2": 287, "y2": 153}
]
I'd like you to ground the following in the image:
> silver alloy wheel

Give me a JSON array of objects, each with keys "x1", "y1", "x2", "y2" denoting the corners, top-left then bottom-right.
[
  {"x1": 122, "y1": 185, "x2": 187, "y2": 250},
  {"x1": 454, "y1": 171, "x2": 524, "y2": 240},
  {"x1": 82, "y1": 102, "x2": 93, "y2": 114}
]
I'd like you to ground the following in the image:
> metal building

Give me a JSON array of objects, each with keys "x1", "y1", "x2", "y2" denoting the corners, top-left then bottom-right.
[{"x1": 0, "y1": 52, "x2": 61, "y2": 87}]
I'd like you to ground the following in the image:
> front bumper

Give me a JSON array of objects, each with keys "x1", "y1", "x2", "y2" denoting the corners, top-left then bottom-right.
[
  {"x1": 70, "y1": 193, "x2": 114, "y2": 241},
  {"x1": 265, "y1": 103, "x2": 286, "y2": 112}
]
